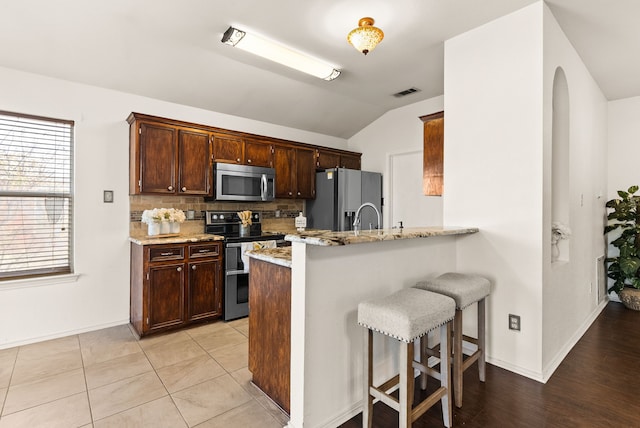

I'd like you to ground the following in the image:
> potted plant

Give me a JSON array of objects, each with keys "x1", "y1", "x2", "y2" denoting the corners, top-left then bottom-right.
[{"x1": 604, "y1": 185, "x2": 640, "y2": 310}]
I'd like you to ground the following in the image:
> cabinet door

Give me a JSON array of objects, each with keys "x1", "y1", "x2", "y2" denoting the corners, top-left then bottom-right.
[
  {"x1": 139, "y1": 122, "x2": 177, "y2": 194},
  {"x1": 244, "y1": 139, "x2": 273, "y2": 167},
  {"x1": 315, "y1": 149, "x2": 340, "y2": 170},
  {"x1": 273, "y1": 145, "x2": 295, "y2": 198},
  {"x1": 147, "y1": 263, "x2": 185, "y2": 332},
  {"x1": 187, "y1": 260, "x2": 222, "y2": 321},
  {"x1": 295, "y1": 148, "x2": 316, "y2": 199},
  {"x1": 340, "y1": 153, "x2": 361, "y2": 170},
  {"x1": 212, "y1": 134, "x2": 243, "y2": 164},
  {"x1": 178, "y1": 129, "x2": 211, "y2": 195}
]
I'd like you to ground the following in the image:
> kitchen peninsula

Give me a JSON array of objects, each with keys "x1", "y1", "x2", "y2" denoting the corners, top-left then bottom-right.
[{"x1": 247, "y1": 226, "x2": 478, "y2": 428}]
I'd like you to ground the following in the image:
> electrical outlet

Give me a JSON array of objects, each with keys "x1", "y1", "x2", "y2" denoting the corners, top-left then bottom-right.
[{"x1": 509, "y1": 314, "x2": 521, "y2": 331}]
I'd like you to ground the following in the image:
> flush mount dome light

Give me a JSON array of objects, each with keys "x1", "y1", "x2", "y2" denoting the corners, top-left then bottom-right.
[
  {"x1": 347, "y1": 17, "x2": 384, "y2": 55},
  {"x1": 221, "y1": 26, "x2": 341, "y2": 81}
]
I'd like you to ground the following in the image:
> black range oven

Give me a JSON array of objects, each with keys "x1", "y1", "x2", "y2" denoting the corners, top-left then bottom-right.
[{"x1": 205, "y1": 211, "x2": 285, "y2": 321}]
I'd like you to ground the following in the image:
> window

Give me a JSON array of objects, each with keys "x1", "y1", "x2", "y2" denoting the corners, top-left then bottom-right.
[{"x1": 0, "y1": 111, "x2": 74, "y2": 280}]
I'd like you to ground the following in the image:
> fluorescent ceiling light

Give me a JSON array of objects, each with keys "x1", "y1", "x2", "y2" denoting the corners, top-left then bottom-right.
[{"x1": 222, "y1": 27, "x2": 341, "y2": 81}]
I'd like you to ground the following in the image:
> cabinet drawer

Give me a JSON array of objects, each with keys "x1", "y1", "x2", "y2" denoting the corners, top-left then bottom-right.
[
  {"x1": 149, "y1": 246, "x2": 185, "y2": 262},
  {"x1": 189, "y1": 243, "x2": 221, "y2": 259}
]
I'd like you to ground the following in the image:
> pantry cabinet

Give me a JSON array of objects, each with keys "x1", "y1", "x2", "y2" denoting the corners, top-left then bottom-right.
[{"x1": 130, "y1": 241, "x2": 223, "y2": 337}]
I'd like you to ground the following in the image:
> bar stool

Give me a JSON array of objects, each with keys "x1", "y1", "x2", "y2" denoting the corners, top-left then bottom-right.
[
  {"x1": 414, "y1": 272, "x2": 490, "y2": 408},
  {"x1": 357, "y1": 288, "x2": 456, "y2": 428}
]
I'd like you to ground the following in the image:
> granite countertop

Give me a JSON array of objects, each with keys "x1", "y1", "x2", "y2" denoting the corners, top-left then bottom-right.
[
  {"x1": 246, "y1": 247, "x2": 292, "y2": 268},
  {"x1": 284, "y1": 226, "x2": 479, "y2": 246},
  {"x1": 129, "y1": 233, "x2": 224, "y2": 246}
]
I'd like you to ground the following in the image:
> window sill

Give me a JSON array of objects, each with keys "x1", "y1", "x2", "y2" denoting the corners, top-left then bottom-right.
[{"x1": 0, "y1": 273, "x2": 80, "y2": 291}]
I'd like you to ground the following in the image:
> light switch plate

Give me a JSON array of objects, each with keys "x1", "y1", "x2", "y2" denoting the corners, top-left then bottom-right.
[{"x1": 103, "y1": 190, "x2": 114, "y2": 203}]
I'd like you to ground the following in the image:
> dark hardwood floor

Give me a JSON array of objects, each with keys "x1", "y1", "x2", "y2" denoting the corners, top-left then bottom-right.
[{"x1": 340, "y1": 302, "x2": 640, "y2": 427}]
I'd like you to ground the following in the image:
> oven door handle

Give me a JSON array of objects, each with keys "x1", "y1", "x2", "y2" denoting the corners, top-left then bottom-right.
[
  {"x1": 226, "y1": 242, "x2": 244, "y2": 248},
  {"x1": 226, "y1": 269, "x2": 247, "y2": 276}
]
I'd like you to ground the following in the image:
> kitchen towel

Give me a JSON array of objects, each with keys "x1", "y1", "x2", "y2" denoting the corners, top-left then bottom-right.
[{"x1": 240, "y1": 240, "x2": 277, "y2": 273}]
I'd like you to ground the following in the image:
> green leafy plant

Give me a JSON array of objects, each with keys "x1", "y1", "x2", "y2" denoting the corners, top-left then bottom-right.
[{"x1": 605, "y1": 185, "x2": 640, "y2": 294}]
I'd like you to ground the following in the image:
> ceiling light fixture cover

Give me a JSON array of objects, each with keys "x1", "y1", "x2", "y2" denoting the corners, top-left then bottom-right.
[
  {"x1": 221, "y1": 27, "x2": 341, "y2": 81},
  {"x1": 347, "y1": 17, "x2": 384, "y2": 55}
]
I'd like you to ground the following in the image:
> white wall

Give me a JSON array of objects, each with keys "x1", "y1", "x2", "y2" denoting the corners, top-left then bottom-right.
[
  {"x1": 0, "y1": 66, "x2": 347, "y2": 349},
  {"x1": 608, "y1": 96, "x2": 640, "y2": 196},
  {"x1": 443, "y1": 3, "x2": 546, "y2": 378},
  {"x1": 348, "y1": 96, "x2": 445, "y2": 228},
  {"x1": 542, "y1": 4, "x2": 608, "y2": 376}
]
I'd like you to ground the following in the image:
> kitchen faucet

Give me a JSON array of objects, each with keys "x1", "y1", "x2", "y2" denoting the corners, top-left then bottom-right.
[{"x1": 353, "y1": 202, "x2": 381, "y2": 232}]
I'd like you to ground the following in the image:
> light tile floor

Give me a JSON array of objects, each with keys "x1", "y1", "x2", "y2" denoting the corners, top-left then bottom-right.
[{"x1": 0, "y1": 318, "x2": 289, "y2": 427}]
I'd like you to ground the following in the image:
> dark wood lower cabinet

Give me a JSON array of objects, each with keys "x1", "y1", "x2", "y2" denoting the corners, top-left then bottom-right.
[
  {"x1": 130, "y1": 241, "x2": 222, "y2": 337},
  {"x1": 248, "y1": 258, "x2": 291, "y2": 414}
]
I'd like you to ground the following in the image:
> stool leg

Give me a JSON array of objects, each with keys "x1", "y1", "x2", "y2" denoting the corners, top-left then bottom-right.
[
  {"x1": 478, "y1": 298, "x2": 486, "y2": 382},
  {"x1": 419, "y1": 336, "x2": 427, "y2": 390},
  {"x1": 363, "y1": 329, "x2": 373, "y2": 428},
  {"x1": 453, "y1": 309, "x2": 463, "y2": 408},
  {"x1": 440, "y1": 322, "x2": 452, "y2": 427},
  {"x1": 399, "y1": 341, "x2": 412, "y2": 428}
]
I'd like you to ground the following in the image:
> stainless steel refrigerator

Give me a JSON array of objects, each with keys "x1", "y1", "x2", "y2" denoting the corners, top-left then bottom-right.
[{"x1": 307, "y1": 168, "x2": 383, "y2": 231}]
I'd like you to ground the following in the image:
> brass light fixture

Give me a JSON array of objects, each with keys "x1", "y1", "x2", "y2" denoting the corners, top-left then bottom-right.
[{"x1": 347, "y1": 17, "x2": 384, "y2": 55}]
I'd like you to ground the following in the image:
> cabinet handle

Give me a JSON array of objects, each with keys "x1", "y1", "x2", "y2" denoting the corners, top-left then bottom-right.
[
  {"x1": 198, "y1": 249, "x2": 210, "y2": 253},
  {"x1": 181, "y1": 186, "x2": 187, "y2": 192},
  {"x1": 288, "y1": 191, "x2": 292, "y2": 196},
  {"x1": 177, "y1": 267, "x2": 182, "y2": 272},
  {"x1": 160, "y1": 252, "x2": 173, "y2": 256},
  {"x1": 237, "y1": 158, "x2": 241, "y2": 162},
  {"x1": 297, "y1": 191, "x2": 301, "y2": 196},
  {"x1": 192, "y1": 265, "x2": 197, "y2": 270},
  {"x1": 247, "y1": 159, "x2": 252, "y2": 163},
  {"x1": 167, "y1": 185, "x2": 174, "y2": 191}
]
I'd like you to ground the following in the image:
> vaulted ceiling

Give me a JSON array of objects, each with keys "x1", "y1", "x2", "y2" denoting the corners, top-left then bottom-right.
[{"x1": 0, "y1": 1, "x2": 638, "y2": 138}]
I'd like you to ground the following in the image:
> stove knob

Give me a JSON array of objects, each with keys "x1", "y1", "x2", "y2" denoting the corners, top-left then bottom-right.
[
  {"x1": 212, "y1": 214, "x2": 218, "y2": 220},
  {"x1": 220, "y1": 214, "x2": 225, "y2": 220}
]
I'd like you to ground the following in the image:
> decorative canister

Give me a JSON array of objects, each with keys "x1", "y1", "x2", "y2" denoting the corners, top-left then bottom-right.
[{"x1": 148, "y1": 222, "x2": 160, "y2": 236}]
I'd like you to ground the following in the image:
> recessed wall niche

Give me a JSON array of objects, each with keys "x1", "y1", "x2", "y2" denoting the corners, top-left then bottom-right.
[{"x1": 551, "y1": 67, "x2": 570, "y2": 262}]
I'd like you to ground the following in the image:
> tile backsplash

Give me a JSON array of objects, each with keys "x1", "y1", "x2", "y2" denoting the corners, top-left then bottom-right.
[{"x1": 129, "y1": 195, "x2": 303, "y2": 235}]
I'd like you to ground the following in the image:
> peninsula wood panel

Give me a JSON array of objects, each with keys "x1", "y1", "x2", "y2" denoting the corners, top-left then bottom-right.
[
  {"x1": 421, "y1": 111, "x2": 444, "y2": 196},
  {"x1": 248, "y1": 258, "x2": 291, "y2": 414}
]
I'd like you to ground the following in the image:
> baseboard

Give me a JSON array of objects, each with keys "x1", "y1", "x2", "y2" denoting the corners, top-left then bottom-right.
[
  {"x1": 485, "y1": 355, "x2": 545, "y2": 383},
  {"x1": 540, "y1": 299, "x2": 608, "y2": 382},
  {"x1": 0, "y1": 318, "x2": 130, "y2": 350}
]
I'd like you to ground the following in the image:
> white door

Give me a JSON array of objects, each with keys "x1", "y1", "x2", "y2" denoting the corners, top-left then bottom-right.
[{"x1": 388, "y1": 151, "x2": 443, "y2": 228}]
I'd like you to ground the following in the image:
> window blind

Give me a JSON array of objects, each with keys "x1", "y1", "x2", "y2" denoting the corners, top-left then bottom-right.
[{"x1": 0, "y1": 111, "x2": 74, "y2": 280}]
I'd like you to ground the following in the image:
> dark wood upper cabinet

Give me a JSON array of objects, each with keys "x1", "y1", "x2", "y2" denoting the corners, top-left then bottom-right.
[
  {"x1": 136, "y1": 122, "x2": 177, "y2": 194},
  {"x1": 420, "y1": 111, "x2": 444, "y2": 196},
  {"x1": 273, "y1": 145, "x2": 295, "y2": 198},
  {"x1": 178, "y1": 129, "x2": 211, "y2": 195},
  {"x1": 128, "y1": 112, "x2": 361, "y2": 199},
  {"x1": 212, "y1": 134, "x2": 243, "y2": 164},
  {"x1": 340, "y1": 153, "x2": 361, "y2": 170},
  {"x1": 295, "y1": 147, "x2": 316, "y2": 199},
  {"x1": 129, "y1": 114, "x2": 212, "y2": 196},
  {"x1": 316, "y1": 149, "x2": 340, "y2": 170},
  {"x1": 244, "y1": 139, "x2": 273, "y2": 167}
]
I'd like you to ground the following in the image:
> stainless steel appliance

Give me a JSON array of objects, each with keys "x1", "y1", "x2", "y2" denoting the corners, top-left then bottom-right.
[
  {"x1": 307, "y1": 168, "x2": 383, "y2": 231},
  {"x1": 205, "y1": 211, "x2": 284, "y2": 320},
  {"x1": 210, "y1": 163, "x2": 275, "y2": 202}
]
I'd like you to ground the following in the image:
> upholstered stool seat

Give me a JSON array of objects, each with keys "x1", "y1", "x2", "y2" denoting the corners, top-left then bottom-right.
[
  {"x1": 414, "y1": 272, "x2": 490, "y2": 408},
  {"x1": 358, "y1": 288, "x2": 456, "y2": 428}
]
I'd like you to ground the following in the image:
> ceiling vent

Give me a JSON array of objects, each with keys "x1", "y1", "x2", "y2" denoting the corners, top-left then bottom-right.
[{"x1": 393, "y1": 87, "x2": 421, "y2": 97}]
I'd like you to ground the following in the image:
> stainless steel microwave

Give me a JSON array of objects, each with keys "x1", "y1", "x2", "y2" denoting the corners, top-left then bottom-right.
[{"x1": 211, "y1": 163, "x2": 275, "y2": 202}]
